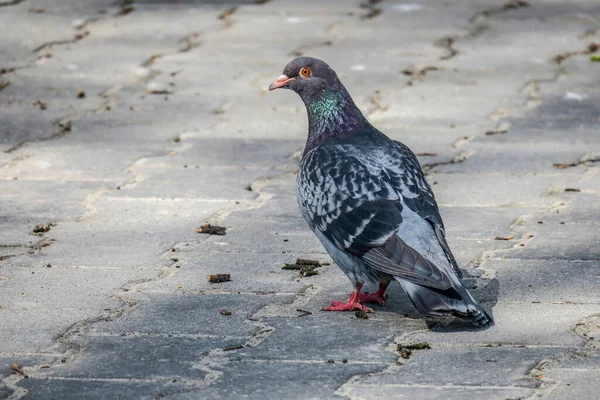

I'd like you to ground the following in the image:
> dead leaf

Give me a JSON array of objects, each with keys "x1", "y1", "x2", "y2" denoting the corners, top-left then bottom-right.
[
  {"x1": 493, "y1": 235, "x2": 515, "y2": 240},
  {"x1": 208, "y1": 274, "x2": 231, "y2": 283},
  {"x1": 11, "y1": 362, "x2": 24, "y2": 375},
  {"x1": 218, "y1": 7, "x2": 237, "y2": 19},
  {"x1": 196, "y1": 224, "x2": 226, "y2": 235}
]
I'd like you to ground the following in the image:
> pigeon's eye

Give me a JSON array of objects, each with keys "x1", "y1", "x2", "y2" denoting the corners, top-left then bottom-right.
[{"x1": 300, "y1": 67, "x2": 311, "y2": 77}]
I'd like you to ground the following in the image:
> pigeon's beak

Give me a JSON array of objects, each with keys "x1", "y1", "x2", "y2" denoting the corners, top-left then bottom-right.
[{"x1": 269, "y1": 75, "x2": 295, "y2": 91}]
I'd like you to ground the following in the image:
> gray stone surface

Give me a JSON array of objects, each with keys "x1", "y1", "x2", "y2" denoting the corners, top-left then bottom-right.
[{"x1": 1, "y1": 0, "x2": 599, "y2": 399}]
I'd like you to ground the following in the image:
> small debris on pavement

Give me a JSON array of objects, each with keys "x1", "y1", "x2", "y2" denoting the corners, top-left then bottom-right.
[
  {"x1": 282, "y1": 258, "x2": 325, "y2": 277},
  {"x1": 11, "y1": 362, "x2": 27, "y2": 377},
  {"x1": 591, "y1": 54, "x2": 600, "y2": 62},
  {"x1": 218, "y1": 7, "x2": 237, "y2": 20},
  {"x1": 76, "y1": 90, "x2": 85, "y2": 98},
  {"x1": 398, "y1": 342, "x2": 431, "y2": 350},
  {"x1": 33, "y1": 224, "x2": 52, "y2": 233},
  {"x1": 116, "y1": 5, "x2": 134, "y2": 16},
  {"x1": 557, "y1": 163, "x2": 575, "y2": 170},
  {"x1": 360, "y1": 0, "x2": 382, "y2": 20},
  {"x1": 486, "y1": 359, "x2": 497, "y2": 362},
  {"x1": 46, "y1": 264, "x2": 51, "y2": 268},
  {"x1": 146, "y1": 81, "x2": 174, "y2": 94},
  {"x1": 219, "y1": 309, "x2": 232, "y2": 316},
  {"x1": 416, "y1": 152, "x2": 438, "y2": 156},
  {"x1": 296, "y1": 309, "x2": 312, "y2": 317},
  {"x1": 0, "y1": 80, "x2": 9, "y2": 91},
  {"x1": 300, "y1": 266, "x2": 319, "y2": 277},
  {"x1": 343, "y1": 359, "x2": 348, "y2": 363},
  {"x1": 326, "y1": 359, "x2": 335, "y2": 363},
  {"x1": 493, "y1": 235, "x2": 515, "y2": 240},
  {"x1": 297, "y1": 258, "x2": 321, "y2": 265},
  {"x1": 355, "y1": 310, "x2": 369, "y2": 319},
  {"x1": 282, "y1": 258, "x2": 322, "y2": 270},
  {"x1": 565, "y1": 188, "x2": 581, "y2": 192},
  {"x1": 33, "y1": 100, "x2": 47, "y2": 110},
  {"x1": 485, "y1": 128, "x2": 508, "y2": 136},
  {"x1": 396, "y1": 343, "x2": 430, "y2": 360},
  {"x1": 398, "y1": 348, "x2": 412, "y2": 359},
  {"x1": 208, "y1": 274, "x2": 231, "y2": 283},
  {"x1": 504, "y1": 0, "x2": 529, "y2": 10},
  {"x1": 73, "y1": 30, "x2": 90, "y2": 41},
  {"x1": 223, "y1": 345, "x2": 244, "y2": 351},
  {"x1": 196, "y1": 224, "x2": 227, "y2": 235}
]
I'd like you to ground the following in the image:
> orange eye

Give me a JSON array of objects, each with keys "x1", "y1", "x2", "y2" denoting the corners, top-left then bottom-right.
[{"x1": 300, "y1": 67, "x2": 311, "y2": 77}]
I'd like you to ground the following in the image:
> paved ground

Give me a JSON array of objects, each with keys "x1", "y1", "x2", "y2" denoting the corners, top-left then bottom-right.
[{"x1": 1, "y1": 0, "x2": 599, "y2": 399}]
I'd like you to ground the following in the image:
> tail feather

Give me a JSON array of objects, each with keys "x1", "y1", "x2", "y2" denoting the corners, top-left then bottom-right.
[{"x1": 397, "y1": 277, "x2": 493, "y2": 328}]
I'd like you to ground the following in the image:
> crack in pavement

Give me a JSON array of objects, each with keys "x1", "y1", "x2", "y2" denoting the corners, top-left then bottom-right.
[
  {"x1": 421, "y1": 151, "x2": 473, "y2": 175},
  {"x1": 469, "y1": 0, "x2": 530, "y2": 23},
  {"x1": 31, "y1": 30, "x2": 91, "y2": 53},
  {"x1": 290, "y1": 40, "x2": 334, "y2": 57},
  {"x1": 402, "y1": 65, "x2": 441, "y2": 86},
  {"x1": 435, "y1": 36, "x2": 460, "y2": 60},
  {"x1": 552, "y1": 41, "x2": 599, "y2": 64},
  {"x1": 553, "y1": 154, "x2": 600, "y2": 170},
  {"x1": 527, "y1": 314, "x2": 600, "y2": 398}
]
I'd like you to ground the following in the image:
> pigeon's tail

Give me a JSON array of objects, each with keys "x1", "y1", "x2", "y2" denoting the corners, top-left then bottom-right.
[{"x1": 396, "y1": 276, "x2": 493, "y2": 328}]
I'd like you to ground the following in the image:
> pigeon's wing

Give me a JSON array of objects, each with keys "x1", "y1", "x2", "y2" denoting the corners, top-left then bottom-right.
[
  {"x1": 390, "y1": 140, "x2": 463, "y2": 278},
  {"x1": 298, "y1": 145, "x2": 453, "y2": 290}
]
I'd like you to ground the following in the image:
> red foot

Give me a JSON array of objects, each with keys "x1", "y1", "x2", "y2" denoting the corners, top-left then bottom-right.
[
  {"x1": 322, "y1": 300, "x2": 373, "y2": 313},
  {"x1": 358, "y1": 292, "x2": 387, "y2": 305}
]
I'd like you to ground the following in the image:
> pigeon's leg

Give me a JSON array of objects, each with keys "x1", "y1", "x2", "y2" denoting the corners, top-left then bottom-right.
[
  {"x1": 357, "y1": 282, "x2": 389, "y2": 305},
  {"x1": 322, "y1": 283, "x2": 374, "y2": 313}
]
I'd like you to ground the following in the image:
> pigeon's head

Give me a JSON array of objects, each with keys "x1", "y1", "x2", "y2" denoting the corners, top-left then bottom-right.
[{"x1": 269, "y1": 57, "x2": 340, "y2": 96}]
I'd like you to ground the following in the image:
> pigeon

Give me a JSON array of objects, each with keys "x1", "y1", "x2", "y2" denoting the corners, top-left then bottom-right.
[{"x1": 269, "y1": 57, "x2": 493, "y2": 327}]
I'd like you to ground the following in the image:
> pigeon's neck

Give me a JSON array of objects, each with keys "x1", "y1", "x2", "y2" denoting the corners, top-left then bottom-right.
[{"x1": 302, "y1": 87, "x2": 367, "y2": 153}]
